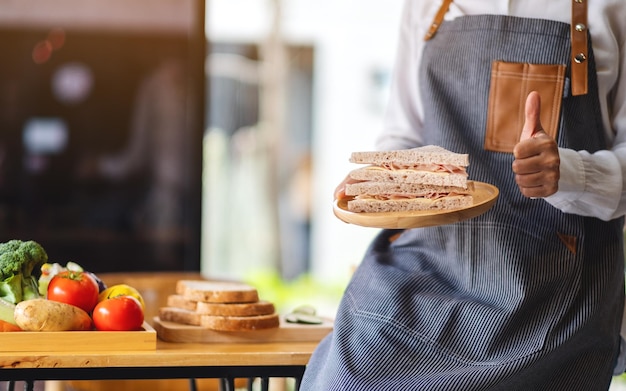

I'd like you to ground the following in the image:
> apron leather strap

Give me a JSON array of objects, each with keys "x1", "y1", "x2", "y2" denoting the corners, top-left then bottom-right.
[
  {"x1": 425, "y1": 0, "x2": 590, "y2": 96},
  {"x1": 571, "y1": 0, "x2": 589, "y2": 96},
  {"x1": 424, "y1": 0, "x2": 454, "y2": 41}
]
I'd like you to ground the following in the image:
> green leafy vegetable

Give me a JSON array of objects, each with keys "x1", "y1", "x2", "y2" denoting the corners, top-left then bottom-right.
[
  {"x1": 0, "y1": 240, "x2": 48, "y2": 304},
  {"x1": 0, "y1": 297, "x2": 17, "y2": 325}
]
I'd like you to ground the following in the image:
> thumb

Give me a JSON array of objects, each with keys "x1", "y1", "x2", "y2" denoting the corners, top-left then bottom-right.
[{"x1": 520, "y1": 91, "x2": 543, "y2": 141}]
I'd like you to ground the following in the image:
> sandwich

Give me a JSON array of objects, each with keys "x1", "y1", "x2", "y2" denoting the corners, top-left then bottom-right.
[{"x1": 342, "y1": 145, "x2": 473, "y2": 213}]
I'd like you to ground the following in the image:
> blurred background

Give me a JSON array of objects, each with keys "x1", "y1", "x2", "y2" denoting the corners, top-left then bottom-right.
[
  {"x1": 0, "y1": 0, "x2": 403, "y2": 317},
  {"x1": 203, "y1": 0, "x2": 404, "y2": 315}
]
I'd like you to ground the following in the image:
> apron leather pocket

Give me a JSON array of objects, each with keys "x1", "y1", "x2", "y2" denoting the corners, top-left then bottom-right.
[{"x1": 485, "y1": 61, "x2": 566, "y2": 153}]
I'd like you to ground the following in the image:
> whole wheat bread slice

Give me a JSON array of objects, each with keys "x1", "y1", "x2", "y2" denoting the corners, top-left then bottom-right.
[
  {"x1": 166, "y1": 294, "x2": 198, "y2": 311},
  {"x1": 176, "y1": 280, "x2": 259, "y2": 304},
  {"x1": 349, "y1": 145, "x2": 469, "y2": 166},
  {"x1": 159, "y1": 306, "x2": 202, "y2": 326},
  {"x1": 196, "y1": 300, "x2": 276, "y2": 317},
  {"x1": 200, "y1": 313, "x2": 280, "y2": 331},
  {"x1": 345, "y1": 181, "x2": 470, "y2": 196},
  {"x1": 347, "y1": 194, "x2": 473, "y2": 213}
]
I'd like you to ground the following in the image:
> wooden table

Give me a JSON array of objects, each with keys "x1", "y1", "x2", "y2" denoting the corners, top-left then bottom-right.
[
  {"x1": 0, "y1": 272, "x2": 329, "y2": 390},
  {"x1": 0, "y1": 339, "x2": 320, "y2": 391}
]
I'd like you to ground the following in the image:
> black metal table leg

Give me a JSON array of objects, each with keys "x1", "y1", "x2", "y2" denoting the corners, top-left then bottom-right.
[
  {"x1": 219, "y1": 377, "x2": 234, "y2": 391},
  {"x1": 260, "y1": 377, "x2": 269, "y2": 391}
]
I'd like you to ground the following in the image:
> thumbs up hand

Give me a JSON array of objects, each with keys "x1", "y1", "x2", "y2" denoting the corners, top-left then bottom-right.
[{"x1": 512, "y1": 91, "x2": 560, "y2": 198}]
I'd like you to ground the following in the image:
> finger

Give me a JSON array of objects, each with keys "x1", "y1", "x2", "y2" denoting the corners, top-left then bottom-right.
[
  {"x1": 334, "y1": 185, "x2": 346, "y2": 201},
  {"x1": 515, "y1": 169, "x2": 556, "y2": 197},
  {"x1": 520, "y1": 91, "x2": 543, "y2": 141},
  {"x1": 514, "y1": 165, "x2": 559, "y2": 198},
  {"x1": 334, "y1": 174, "x2": 354, "y2": 200},
  {"x1": 517, "y1": 182, "x2": 558, "y2": 198},
  {"x1": 518, "y1": 185, "x2": 547, "y2": 199},
  {"x1": 335, "y1": 188, "x2": 346, "y2": 201}
]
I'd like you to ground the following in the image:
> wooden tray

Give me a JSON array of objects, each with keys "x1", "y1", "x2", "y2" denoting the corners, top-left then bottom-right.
[
  {"x1": 153, "y1": 316, "x2": 333, "y2": 344},
  {"x1": 334, "y1": 181, "x2": 499, "y2": 229},
  {"x1": 0, "y1": 322, "x2": 156, "y2": 352}
]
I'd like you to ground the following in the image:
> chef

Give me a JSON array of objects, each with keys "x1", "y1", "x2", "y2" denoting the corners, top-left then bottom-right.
[{"x1": 301, "y1": 0, "x2": 626, "y2": 390}]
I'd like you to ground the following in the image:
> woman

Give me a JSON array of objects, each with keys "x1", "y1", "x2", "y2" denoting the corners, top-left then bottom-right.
[{"x1": 301, "y1": 1, "x2": 626, "y2": 390}]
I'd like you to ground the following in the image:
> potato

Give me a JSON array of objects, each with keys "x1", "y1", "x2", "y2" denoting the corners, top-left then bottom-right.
[{"x1": 14, "y1": 299, "x2": 93, "y2": 331}]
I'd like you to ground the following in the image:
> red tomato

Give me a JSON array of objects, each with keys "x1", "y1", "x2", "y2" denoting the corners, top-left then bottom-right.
[
  {"x1": 92, "y1": 296, "x2": 144, "y2": 331},
  {"x1": 47, "y1": 271, "x2": 99, "y2": 314}
]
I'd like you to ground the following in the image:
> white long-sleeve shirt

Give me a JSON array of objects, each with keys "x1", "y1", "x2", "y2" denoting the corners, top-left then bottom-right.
[{"x1": 377, "y1": 0, "x2": 626, "y2": 221}]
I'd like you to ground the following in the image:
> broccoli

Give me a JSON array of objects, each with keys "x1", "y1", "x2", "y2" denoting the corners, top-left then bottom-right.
[
  {"x1": 0, "y1": 240, "x2": 48, "y2": 304},
  {"x1": 0, "y1": 297, "x2": 17, "y2": 325}
]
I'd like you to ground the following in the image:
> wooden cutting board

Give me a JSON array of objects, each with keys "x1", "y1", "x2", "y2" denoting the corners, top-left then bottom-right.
[
  {"x1": 0, "y1": 322, "x2": 156, "y2": 352},
  {"x1": 153, "y1": 316, "x2": 333, "y2": 344}
]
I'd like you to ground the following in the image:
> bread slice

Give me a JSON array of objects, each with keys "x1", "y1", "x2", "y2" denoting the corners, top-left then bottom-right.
[
  {"x1": 345, "y1": 181, "x2": 471, "y2": 197},
  {"x1": 200, "y1": 313, "x2": 280, "y2": 331},
  {"x1": 349, "y1": 145, "x2": 469, "y2": 167},
  {"x1": 196, "y1": 300, "x2": 276, "y2": 317},
  {"x1": 159, "y1": 306, "x2": 202, "y2": 326},
  {"x1": 347, "y1": 194, "x2": 473, "y2": 213},
  {"x1": 176, "y1": 280, "x2": 259, "y2": 303},
  {"x1": 166, "y1": 294, "x2": 198, "y2": 311},
  {"x1": 349, "y1": 166, "x2": 468, "y2": 189}
]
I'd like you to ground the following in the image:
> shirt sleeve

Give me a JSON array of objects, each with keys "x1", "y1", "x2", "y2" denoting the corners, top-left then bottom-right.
[
  {"x1": 545, "y1": 37, "x2": 626, "y2": 221},
  {"x1": 544, "y1": 148, "x2": 623, "y2": 221},
  {"x1": 375, "y1": 0, "x2": 427, "y2": 151}
]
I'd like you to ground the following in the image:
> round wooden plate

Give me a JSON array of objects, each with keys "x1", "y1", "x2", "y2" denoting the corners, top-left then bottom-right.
[{"x1": 333, "y1": 181, "x2": 499, "y2": 229}]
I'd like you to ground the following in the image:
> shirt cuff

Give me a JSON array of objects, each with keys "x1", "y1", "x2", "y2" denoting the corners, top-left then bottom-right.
[
  {"x1": 544, "y1": 147, "x2": 621, "y2": 220},
  {"x1": 550, "y1": 148, "x2": 585, "y2": 194}
]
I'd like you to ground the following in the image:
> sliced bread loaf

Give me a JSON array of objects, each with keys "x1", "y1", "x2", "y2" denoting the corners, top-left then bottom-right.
[
  {"x1": 159, "y1": 306, "x2": 202, "y2": 326},
  {"x1": 196, "y1": 300, "x2": 275, "y2": 317},
  {"x1": 176, "y1": 280, "x2": 259, "y2": 303},
  {"x1": 200, "y1": 313, "x2": 280, "y2": 331},
  {"x1": 166, "y1": 294, "x2": 198, "y2": 311}
]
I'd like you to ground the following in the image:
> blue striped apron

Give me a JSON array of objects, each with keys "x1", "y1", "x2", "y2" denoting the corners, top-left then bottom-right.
[{"x1": 301, "y1": 13, "x2": 625, "y2": 391}]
